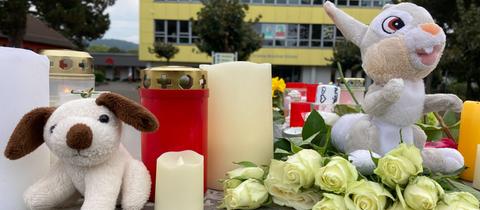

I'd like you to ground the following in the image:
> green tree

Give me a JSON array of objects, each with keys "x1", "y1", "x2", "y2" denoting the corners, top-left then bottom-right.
[
  {"x1": 149, "y1": 42, "x2": 180, "y2": 64},
  {"x1": 0, "y1": 0, "x2": 115, "y2": 49},
  {"x1": 107, "y1": 46, "x2": 125, "y2": 53},
  {"x1": 87, "y1": 44, "x2": 110, "y2": 53},
  {"x1": 0, "y1": 0, "x2": 29, "y2": 48},
  {"x1": 328, "y1": 40, "x2": 362, "y2": 79},
  {"x1": 191, "y1": 0, "x2": 263, "y2": 61}
]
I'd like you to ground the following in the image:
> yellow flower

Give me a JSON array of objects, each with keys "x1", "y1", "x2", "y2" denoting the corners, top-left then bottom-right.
[{"x1": 272, "y1": 77, "x2": 286, "y2": 97}]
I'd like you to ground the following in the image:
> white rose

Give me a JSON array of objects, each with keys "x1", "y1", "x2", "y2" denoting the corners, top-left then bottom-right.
[
  {"x1": 284, "y1": 149, "x2": 322, "y2": 190},
  {"x1": 264, "y1": 158, "x2": 322, "y2": 210},
  {"x1": 222, "y1": 179, "x2": 269, "y2": 210},
  {"x1": 315, "y1": 156, "x2": 358, "y2": 193},
  {"x1": 312, "y1": 193, "x2": 347, "y2": 210},
  {"x1": 226, "y1": 167, "x2": 264, "y2": 180},
  {"x1": 436, "y1": 192, "x2": 479, "y2": 210}
]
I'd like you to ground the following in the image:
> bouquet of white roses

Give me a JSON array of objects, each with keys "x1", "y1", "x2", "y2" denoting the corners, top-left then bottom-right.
[{"x1": 220, "y1": 110, "x2": 480, "y2": 210}]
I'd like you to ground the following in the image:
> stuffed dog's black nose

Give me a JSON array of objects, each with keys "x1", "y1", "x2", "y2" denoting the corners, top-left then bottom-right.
[{"x1": 66, "y1": 123, "x2": 93, "y2": 150}]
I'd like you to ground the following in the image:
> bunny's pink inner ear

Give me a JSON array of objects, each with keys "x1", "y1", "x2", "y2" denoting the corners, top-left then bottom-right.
[
  {"x1": 95, "y1": 92, "x2": 159, "y2": 132},
  {"x1": 4, "y1": 107, "x2": 55, "y2": 160}
]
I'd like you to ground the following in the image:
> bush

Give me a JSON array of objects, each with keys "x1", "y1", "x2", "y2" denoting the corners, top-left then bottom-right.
[{"x1": 95, "y1": 70, "x2": 106, "y2": 83}]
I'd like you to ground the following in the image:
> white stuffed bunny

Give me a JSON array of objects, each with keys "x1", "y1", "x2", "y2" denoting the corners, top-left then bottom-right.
[
  {"x1": 324, "y1": 2, "x2": 464, "y2": 174},
  {"x1": 5, "y1": 93, "x2": 158, "y2": 210}
]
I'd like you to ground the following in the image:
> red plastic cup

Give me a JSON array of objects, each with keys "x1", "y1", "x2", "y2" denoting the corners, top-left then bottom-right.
[
  {"x1": 290, "y1": 102, "x2": 312, "y2": 127},
  {"x1": 306, "y1": 84, "x2": 319, "y2": 102},
  {"x1": 286, "y1": 82, "x2": 306, "y2": 89}
]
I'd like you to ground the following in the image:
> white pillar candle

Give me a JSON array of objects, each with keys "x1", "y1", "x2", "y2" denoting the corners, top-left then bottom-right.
[
  {"x1": 473, "y1": 145, "x2": 480, "y2": 190},
  {"x1": 155, "y1": 150, "x2": 204, "y2": 210},
  {"x1": 0, "y1": 47, "x2": 50, "y2": 209},
  {"x1": 200, "y1": 62, "x2": 273, "y2": 190}
]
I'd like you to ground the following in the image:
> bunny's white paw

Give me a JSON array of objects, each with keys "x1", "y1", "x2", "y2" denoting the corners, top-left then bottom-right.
[
  {"x1": 348, "y1": 150, "x2": 381, "y2": 175},
  {"x1": 447, "y1": 94, "x2": 463, "y2": 113},
  {"x1": 383, "y1": 78, "x2": 404, "y2": 102}
]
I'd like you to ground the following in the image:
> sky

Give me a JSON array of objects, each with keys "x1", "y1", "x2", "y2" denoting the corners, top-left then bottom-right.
[{"x1": 103, "y1": 0, "x2": 139, "y2": 44}]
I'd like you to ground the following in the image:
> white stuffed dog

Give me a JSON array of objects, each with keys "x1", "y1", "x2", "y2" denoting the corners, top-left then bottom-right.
[
  {"x1": 324, "y1": 2, "x2": 465, "y2": 174},
  {"x1": 5, "y1": 93, "x2": 158, "y2": 210}
]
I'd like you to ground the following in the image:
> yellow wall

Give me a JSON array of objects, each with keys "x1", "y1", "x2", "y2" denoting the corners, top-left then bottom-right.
[{"x1": 139, "y1": 1, "x2": 382, "y2": 65}]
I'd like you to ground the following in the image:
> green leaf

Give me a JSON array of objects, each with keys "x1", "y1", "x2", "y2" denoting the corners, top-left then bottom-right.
[
  {"x1": 291, "y1": 142, "x2": 303, "y2": 153},
  {"x1": 443, "y1": 111, "x2": 460, "y2": 127},
  {"x1": 369, "y1": 150, "x2": 379, "y2": 166},
  {"x1": 274, "y1": 148, "x2": 292, "y2": 160},
  {"x1": 274, "y1": 138, "x2": 291, "y2": 152},
  {"x1": 302, "y1": 110, "x2": 327, "y2": 146},
  {"x1": 233, "y1": 161, "x2": 258, "y2": 168},
  {"x1": 334, "y1": 104, "x2": 362, "y2": 116},
  {"x1": 301, "y1": 131, "x2": 320, "y2": 145}
]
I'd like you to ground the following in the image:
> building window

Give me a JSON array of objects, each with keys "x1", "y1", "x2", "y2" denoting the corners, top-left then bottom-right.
[
  {"x1": 322, "y1": 25, "x2": 335, "y2": 47},
  {"x1": 155, "y1": 20, "x2": 193, "y2": 44},
  {"x1": 361, "y1": 0, "x2": 373, "y2": 7},
  {"x1": 255, "y1": 23, "x2": 339, "y2": 48},
  {"x1": 286, "y1": 24, "x2": 298, "y2": 47},
  {"x1": 299, "y1": 24, "x2": 310, "y2": 47},
  {"x1": 155, "y1": 19, "x2": 341, "y2": 48},
  {"x1": 349, "y1": 0, "x2": 360, "y2": 6},
  {"x1": 337, "y1": 0, "x2": 348, "y2": 5},
  {"x1": 153, "y1": 0, "x2": 387, "y2": 6},
  {"x1": 311, "y1": 24, "x2": 322, "y2": 47},
  {"x1": 301, "y1": 0, "x2": 311, "y2": 5},
  {"x1": 155, "y1": 20, "x2": 166, "y2": 42}
]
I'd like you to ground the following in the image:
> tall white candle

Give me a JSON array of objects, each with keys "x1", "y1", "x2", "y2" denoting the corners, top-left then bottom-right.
[
  {"x1": 473, "y1": 145, "x2": 480, "y2": 190},
  {"x1": 0, "y1": 47, "x2": 50, "y2": 209},
  {"x1": 155, "y1": 150, "x2": 204, "y2": 210},
  {"x1": 200, "y1": 62, "x2": 273, "y2": 190}
]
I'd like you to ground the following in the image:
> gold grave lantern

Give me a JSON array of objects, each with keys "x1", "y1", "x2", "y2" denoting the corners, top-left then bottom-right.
[{"x1": 41, "y1": 50, "x2": 96, "y2": 106}]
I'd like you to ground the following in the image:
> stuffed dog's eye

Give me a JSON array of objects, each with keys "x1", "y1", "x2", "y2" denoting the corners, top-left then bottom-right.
[
  {"x1": 50, "y1": 124, "x2": 56, "y2": 134},
  {"x1": 382, "y1": 16, "x2": 405, "y2": 34},
  {"x1": 99, "y1": 114, "x2": 110, "y2": 123}
]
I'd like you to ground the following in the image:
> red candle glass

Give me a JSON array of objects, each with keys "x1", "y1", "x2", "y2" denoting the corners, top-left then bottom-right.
[
  {"x1": 290, "y1": 102, "x2": 313, "y2": 127},
  {"x1": 139, "y1": 66, "x2": 208, "y2": 201},
  {"x1": 306, "y1": 83, "x2": 319, "y2": 102}
]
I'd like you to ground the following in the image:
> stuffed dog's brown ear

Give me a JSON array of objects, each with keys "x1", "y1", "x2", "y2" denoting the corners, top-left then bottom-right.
[
  {"x1": 96, "y1": 92, "x2": 159, "y2": 132},
  {"x1": 5, "y1": 107, "x2": 55, "y2": 160}
]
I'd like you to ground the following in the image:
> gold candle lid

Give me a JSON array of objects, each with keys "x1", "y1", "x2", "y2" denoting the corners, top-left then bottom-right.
[
  {"x1": 41, "y1": 49, "x2": 94, "y2": 77},
  {"x1": 141, "y1": 66, "x2": 207, "y2": 90}
]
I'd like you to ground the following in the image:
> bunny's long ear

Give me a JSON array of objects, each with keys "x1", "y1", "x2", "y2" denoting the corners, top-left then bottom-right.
[
  {"x1": 5, "y1": 107, "x2": 55, "y2": 160},
  {"x1": 323, "y1": 1, "x2": 368, "y2": 46},
  {"x1": 96, "y1": 92, "x2": 159, "y2": 132}
]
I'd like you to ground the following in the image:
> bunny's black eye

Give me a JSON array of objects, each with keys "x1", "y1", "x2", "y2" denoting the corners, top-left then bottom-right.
[
  {"x1": 99, "y1": 114, "x2": 110, "y2": 123},
  {"x1": 382, "y1": 16, "x2": 405, "y2": 34},
  {"x1": 50, "y1": 124, "x2": 56, "y2": 134}
]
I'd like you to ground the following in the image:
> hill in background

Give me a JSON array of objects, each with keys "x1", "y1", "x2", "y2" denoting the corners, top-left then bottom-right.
[{"x1": 89, "y1": 39, "x2": 138, "y2": 52}]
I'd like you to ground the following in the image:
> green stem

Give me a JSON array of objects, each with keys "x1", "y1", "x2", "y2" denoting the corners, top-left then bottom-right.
[{"x1": 336, "y1": 62, "x2": 365, "y2": 113}]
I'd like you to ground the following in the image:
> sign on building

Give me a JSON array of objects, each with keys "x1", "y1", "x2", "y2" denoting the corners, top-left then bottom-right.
[{"x1": 212, "y1": 52, "x2": 237, "y2": 64}]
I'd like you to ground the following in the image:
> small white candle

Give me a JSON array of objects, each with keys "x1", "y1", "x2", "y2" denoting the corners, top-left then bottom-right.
[
  {"x1": 155, "y1": 150, "x2": 204, "y2": 210},
  {"x1": 200, "y1": 62, "x2": 273, "y2": 190}
]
